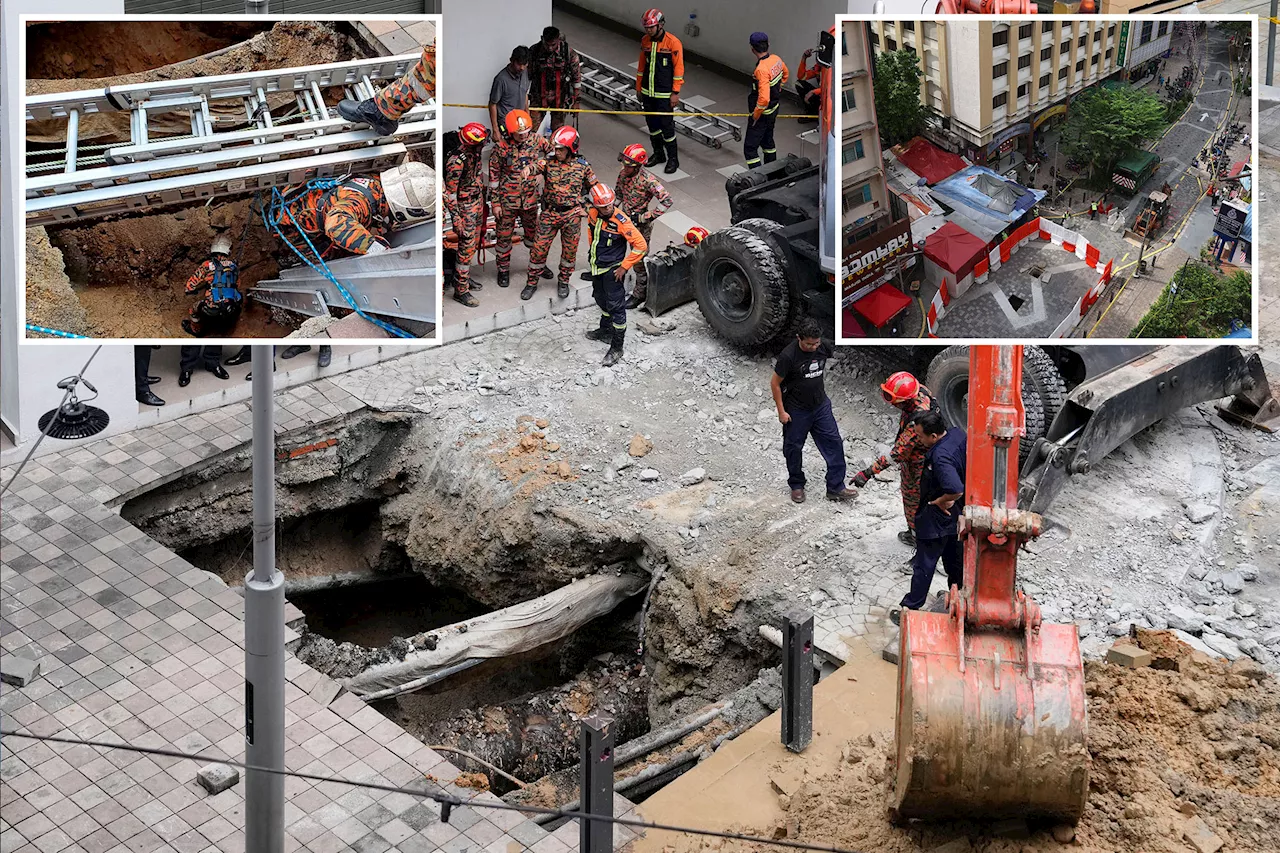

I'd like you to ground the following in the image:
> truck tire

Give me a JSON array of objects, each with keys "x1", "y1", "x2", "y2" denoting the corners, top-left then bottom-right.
[
  {"x1": 692, "y1": 226, "x2": 790, "y2": 348},
  {"x1": 1022, "y1": 345, "x2": 1068, "y2": 429},
  {"x1": 733, "y1": 217, "x2": 801, "y2": 339},
  {"x1": 924, "y1": 345, "x2": 1049, "y2": 465}
]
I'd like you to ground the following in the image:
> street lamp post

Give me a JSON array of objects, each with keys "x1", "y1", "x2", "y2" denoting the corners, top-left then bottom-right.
[{"x1": 1269, "y1": 0, "x2": 1277, "y2": 87}]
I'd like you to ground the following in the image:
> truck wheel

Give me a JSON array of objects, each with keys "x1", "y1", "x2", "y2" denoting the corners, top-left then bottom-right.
[
  {"x1": 692, "y1": 226, "x2": 790, "y2": 348},
  {"x1": 1023, "y1": 345, "x2": 1068, "y2": 429},
  {"x1": 733, "y1": 218, "x2": 800, "y2": 337},
  {"x1": 924, "y1": 345, "x2": 1048, "y2": 465}
]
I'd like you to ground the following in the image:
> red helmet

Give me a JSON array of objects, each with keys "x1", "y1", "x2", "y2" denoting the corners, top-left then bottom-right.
[
  {"x1": 505, "y1": 109, "x2": 533, "y2": 136},
  {"x1": 642, "y1": 8, "x2": 664, "y2": 28},
  {"x1": 460, "y1": 122, "x2": 488, "y2": 146},
  {"x1": 551, "y1": 125, "x2": 580, "y2": 153},
  {"x1": 684, "y1": 226, "x2": 709, "y2": 246},
  {"x1": 589, "y1": 183, "x2": 616, "y2": 207},
  {"x1": 880, "y1": 371, "x2": 920, "y2": 404},
  {"x1": 620, "y1": 143, "x2": 648, "y2": 166}
]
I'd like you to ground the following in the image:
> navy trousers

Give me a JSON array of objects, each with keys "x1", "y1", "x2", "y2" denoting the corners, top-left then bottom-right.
[
  {"x1": 901, "y1": 534, "x2": 963, "y2": 610},
  {"x1": 179, "y1": 345, "x2": 222, "y2": 372},
  {"x1": 781, "y1": 398, "x2": 846, "y2": 494}
]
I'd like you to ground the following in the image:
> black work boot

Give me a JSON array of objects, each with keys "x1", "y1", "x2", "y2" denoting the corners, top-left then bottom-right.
[
  {"x1": 557, "y1": 280, "x2": 570, "y2": 299},
  {"x1": 625, "y1": 291, "x2": 645, "y2": 310},
  {"x1": 520, "y1": 282, "x2": 539, "y2": 301},
  {"x1": 898, "y1": 529, "x2": 917, "y2": 548},
  {"x1": 647, "y1": 146, "x2": 667, "y2": 166},
  {"x1": 602, "y1": 330, "x2": 624, "y2": 367},
  {"x1": 337, "y1": 98, "x2": 399, "y2": 137},
  {"x1": 281, "y1": 345, "x2": 311, "y2": 359},
  {"x1": 497, "y1": 270, "x2": 510, "y2": 288},
  {"x1": 317, "y1": 346, "x2": 331, "y2": 368},
  {"x1": 585, "y1": 317, "x2": 611, "y2": 342},
  {"x1": 664, "y1": 140, "x2": 679, "y2": 174},
  {"x1": 540, "y1": 268, "x2": 554, "y2": 280},
  {"x1": 453, "y1": 289, "x2": 480, "y2": 307}
]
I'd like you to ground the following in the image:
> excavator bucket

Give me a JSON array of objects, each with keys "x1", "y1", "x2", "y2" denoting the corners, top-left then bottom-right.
[
  {"x1": 642, "y1": 244, "x2": 697, "y2": 317},
  {"x1": 891, "y1": 608, "x2": 1089, "y2": 823},
  {"x1": 891, "y1": 345, "x2": 1089, "y2": 825}
]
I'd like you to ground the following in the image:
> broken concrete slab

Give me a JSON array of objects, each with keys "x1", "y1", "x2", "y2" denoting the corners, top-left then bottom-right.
[
  {"x1": 678, "y1": 468, "x2": 706, "y2": 487},
  {"x1": 1172, "y1": 629, "x2": 1221, "y2": 659},
  {"x1": 1166, "y1": 605, "x2": 1206, "y2": 633},
  {"x1": 1236, "y1": 563, "x2": 1259, "y2": 582},
  {"x1": 0, "y1": 656, "x2": 40, "y2": 688},
  {"x1": 197, "y1": 763, "x2": 239, "y2": 795},
  {"x1": 1106, "y1": 644, "x2": 1153, "y2": 668},
  {"x1": 1184, "y1": 503, "x2": 1218, "y2": 524},
  {"x1": 1218, "y1": 571, "x2": 1245, "y2": 594},
  {"x1": 1200, "y1": 631, "x2": 1244, "y2": 660}
]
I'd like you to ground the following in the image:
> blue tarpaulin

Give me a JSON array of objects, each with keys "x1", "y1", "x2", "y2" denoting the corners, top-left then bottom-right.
[{"x1": 930, "y1": 166, "x2": 1048, "y2": 243}]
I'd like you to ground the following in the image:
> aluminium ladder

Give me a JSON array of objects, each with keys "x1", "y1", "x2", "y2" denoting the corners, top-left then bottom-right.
[
  {"x1": 576, "y1": 51, "x2": 740, "y2": 149},
  {"x1": 25, "y1": 54, "x2": 436, "y2": 228}
]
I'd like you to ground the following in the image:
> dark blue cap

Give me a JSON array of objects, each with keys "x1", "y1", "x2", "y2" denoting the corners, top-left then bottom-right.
[{"x1": 750, "y1": 32, "x2": 769, "y2": 47}]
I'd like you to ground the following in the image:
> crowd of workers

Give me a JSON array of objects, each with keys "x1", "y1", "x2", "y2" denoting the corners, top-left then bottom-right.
[{"x1": 771, "y1": 325, "x2": 966, "y2": 623}]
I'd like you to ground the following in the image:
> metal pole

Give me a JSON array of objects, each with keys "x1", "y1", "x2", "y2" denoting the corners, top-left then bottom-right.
[
  {"x1": 579, "y1": 716, "x2": 614, "y2": 853},
  {"x1": 65, "y1": 109, "x2": 78, "y2": 174},
  {"x1": 1269, "y1": 0, "x2": 1277, "y2": 87},
  {"x1": 244, "y1": 337, "x2": 284, "y2": 853},
  {"x1": 781, "y1": 611, "x2": 814, "y2": 753}
]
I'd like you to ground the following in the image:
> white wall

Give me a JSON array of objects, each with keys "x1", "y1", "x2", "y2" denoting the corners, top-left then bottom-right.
[
  {"x1": 563, "y1": 0, "x2": 842, "y2": 81},
  {"x1": 441, "y1": 0, "x2": 552, "y2": 131},
  {"x1": 945, "y1": 20, "x2": 985, "y2": 140},
  {"x1": 2, "y1": 0, "x2": 126, "y2": 443}
]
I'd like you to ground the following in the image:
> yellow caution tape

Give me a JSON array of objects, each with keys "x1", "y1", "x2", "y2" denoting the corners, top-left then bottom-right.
[{"x1": 441, "y1": 103, "x2": 812, "y2": 120}]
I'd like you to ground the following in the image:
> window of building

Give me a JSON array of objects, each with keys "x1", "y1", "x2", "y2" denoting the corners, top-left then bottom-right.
[
  {"x1": 1158, "y1": 21, "x2": 1169, "y2": 37},
  {"x1": 1061, "y1": 39, "x2": 1071, "y2": 54},
  {"x1": 1041, "y1": 46, "x2": 1052, "y2": 61},
  {"x1": 903, "y1": 21, "x2": 915, "y2": 30},
  {"x1": 1108, "y1": 24, "x2": 1116, "y2": 38},
  {"x1": 993, "y1": 91, "x2": 1008, "y2": 108},
  {"x1": 1039, "y1": 73, "x2": 1050, "y2": 89},
  {"x1": 993, "y1": 27, "x2": 1009, "y2": 48},
  {"x1": 1018, "y1": 54, "x2": 1031, "y2": 70},
  {"x1": 1140, "y1": 21, "x2": 1153, "y2": 45},
  {"x1": 844, "y1": 183, "x2": 873, "y2": 208},
  {"x1": 1091, "y1": 54, "x2": 1100, "y2": 66},
  {"x1": 1076, "y1": 58, "x2": 1085, "y2": 72},
  {"x1": 842, "y1": 88, "x2": 856, "y2": 112},
  {"x1": 1017, "y1": 83, "x2": 1028, "y2": 98},
  {"x1": 1093, "y1": 30, "x2": 1102, "y2": 42},
  {"x1": 843, "y1": 139, "x2": 866, "y2": 163},
  {"x1": 1078, "y1": 34, "x2": 1087, "y2": 48},
  {"x1": 1105, "y1": 48, "x2": 1113, "y2": 62},
  {"x1": 993, "y1": 60, "x2": 1008, "y2": 78},
  {"x1": 1059, "y1": 66, "x2": 1069, "y2": 80},
  {"x1": 1018, "y1": 23, "x2": 1032, "y2": 40},
  {"x1": 1042, "y1": 20, "x2": 1055, "y2": 34},
  {"x1": 886, "y1": 37, "x2": 897, "y2": 51},
  {"x1": 869, "y1": 31, "x2": 880, "y2": 47}
]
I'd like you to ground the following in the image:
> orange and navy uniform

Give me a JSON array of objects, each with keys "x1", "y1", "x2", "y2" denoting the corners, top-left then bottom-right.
[
  {"x1": 865, "y1": 387, "x2": 938, "y2": 531},
  {"x1": 525, "y1": 154, "x2": 599, "y2": 288},
  {"x1": 797, "y1": 54, "x2": 820, "y2": 85},
  {"x1": 444, "y1": 146, "x2": 488, "y2": 294},
  {"x1": 636, "y1": 31, "x2": 684, "y2": 98},
  {"x1": 586, "y1": 206, "x2": 647, "y2": 344},
  {"x1": 184, "y1": 255, "x2": 242, "y2": 337},
  {"x1": 374, "y1": 43, "x2": 436, "y2": 121},
  {"x1": 488, "y1": 133, "x2": 551, "y2": 274},
  {"x1": 279, "y1": 176, "x2": 390, "y2": 257},
  {"x1": 745, "y1": 53, "x2": 789, "y2": 168}
]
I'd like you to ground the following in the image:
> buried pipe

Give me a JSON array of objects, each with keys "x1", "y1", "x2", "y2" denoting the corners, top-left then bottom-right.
[
  {"x1": 232, "y1": 571, "x2": 419, "y2": 597},
  {"x1": 357, "y1": 658, "x2": 482, "y2": 703},
  {"x1": 614, "y1": 701, "x2": 731, "y2": 766}
]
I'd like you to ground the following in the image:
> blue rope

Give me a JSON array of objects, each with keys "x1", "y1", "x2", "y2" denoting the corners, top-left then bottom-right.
[
  {"x1": 258, "y1": 183, "x2": 416, "y2": 339},
  {"x1": 26, "y1": 324, "x2": 88, "y2": 339}
]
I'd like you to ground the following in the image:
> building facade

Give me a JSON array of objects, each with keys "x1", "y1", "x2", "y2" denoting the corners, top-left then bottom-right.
[
  {"x1": 867, "y1": 18, "x2": 1129, "y2": 175},
  {"x1": 1124, "y1": 18, "x2": 1175, "y2": 72},
  {"x1": 840, "y1": 20, "x2": 891, "y2": 244}
]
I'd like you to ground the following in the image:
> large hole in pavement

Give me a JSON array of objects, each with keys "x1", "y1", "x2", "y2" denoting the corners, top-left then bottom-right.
[{"x1": 26, "y1": 21, "x2": 275, "y2": 79}]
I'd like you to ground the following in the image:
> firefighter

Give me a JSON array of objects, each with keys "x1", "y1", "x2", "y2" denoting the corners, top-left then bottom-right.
[
  {"x1": 848, "y1": 371, "x2": 939, "y2": 548},
  {"x1": 636, "y1": 9, "x2": 684, "y2": 175},
  {"x1": 614, "y1": 143, "x2": 673, "y2": 310},
  {"x1": 274, "y1": 161, "x2": 435, "y2": 260},
  {"x1": 444, "y1": 122, "x2": 490, "y2": 308},
  {"x1": 795, "y1": 43, "x2": 822, "y2": 122},
  {"x1": 182, "y1": 235, "x2": 243, "y2": 338},
  {"x1": 529, "y1": 26, "x2": 581, "y2": 133},
  {"x1": 745, "y1": 33, "x2": 788, "y2": 170},
  {"x1": 520, "y1": 125, "x2": 599, "y2": 301},
  {"x1": 338, "y1": 43, "x2": 436, "y2": 137},
  {"x1": 488, "y1": 109, "x2": 551, "y2": 289},
  {"x1": 583, "y1": 183, "x2": 647, "y2": 367}
]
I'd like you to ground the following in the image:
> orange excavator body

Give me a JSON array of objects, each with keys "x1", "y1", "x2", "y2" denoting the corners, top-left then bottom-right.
[{"x1": 890, "y1": 346, "x2": 1089, "y2": 824}]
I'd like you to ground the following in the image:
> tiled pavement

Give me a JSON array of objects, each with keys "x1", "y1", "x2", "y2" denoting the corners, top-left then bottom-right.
[{"x1": 0, "y1": 370, "x2": 640, "y2": 853}]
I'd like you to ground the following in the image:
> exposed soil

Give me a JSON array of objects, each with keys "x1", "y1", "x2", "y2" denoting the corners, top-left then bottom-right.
[
  {"x1": 25, "y1": 21, "x2": 272, "y2": 80},
  {"x1": 713, "y1": 632, "x2": 1280, "y2": 853},
  {"x1": 24, "y1": 226, "x2": 89, "y2": 336}
]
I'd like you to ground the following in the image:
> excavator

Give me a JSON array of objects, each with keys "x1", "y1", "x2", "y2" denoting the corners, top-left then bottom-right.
[
  {"x1": 891, "y1": 344, "x2": 1089, "y2": 824},
  {"x1": 1125, "y1": 191, "x2": 1172, "y2": 241}
]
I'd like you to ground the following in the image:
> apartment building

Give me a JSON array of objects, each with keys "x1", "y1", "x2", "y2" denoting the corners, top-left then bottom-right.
[
  {"x1": 839, "y1": 20, "x2": 891, "y2": 244},
  {"x1": 867, "y1": 18, "x2": 1130, "y2": 175},
  {"x1": 1124, "y1": 17, "x2": 1175, "y2": 72}
]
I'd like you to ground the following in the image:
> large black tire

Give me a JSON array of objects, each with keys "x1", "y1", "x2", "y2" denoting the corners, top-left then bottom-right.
[
  {"x1": 924, "y1": 346, "x2": 1053, "y2": 465},
  {"x1": 733, "y1": 217, "x2": 801, "y2": 340},
  {"x1": 1022, "y1": 346, "x2": 1068, "y2": 431},
  {"x1": 692, "y1": 226, "x2": 790, "y2": 348}
]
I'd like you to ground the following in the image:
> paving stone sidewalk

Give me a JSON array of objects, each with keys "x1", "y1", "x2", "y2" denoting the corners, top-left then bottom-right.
[{"x1": 1, "y1": 372, "x2": 639, "y2": 853}]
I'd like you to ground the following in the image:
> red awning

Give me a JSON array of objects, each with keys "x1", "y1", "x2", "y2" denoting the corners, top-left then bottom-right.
[
  {"x1": 840, "y1": 307, "x2": 867, "y2": 338},
  {"x1": 854, "y1": 283, "x2": 912, "y2": 329},
  {"x1": 923, "y1": 221, "x2": 989, "y2": 280},
  {"x1": 1228, "y1": 161, "x2": 1248, "y2": 178},
  {"x1": 896, "y1": 137, "x2": 968, "y2": 185}
]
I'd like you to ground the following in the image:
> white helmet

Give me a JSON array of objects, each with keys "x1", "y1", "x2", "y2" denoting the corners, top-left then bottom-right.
[
  {"x1": 380, "y1": 161, "x2": 437, "y2": 230},
  {"x1": 211, "y1": 234, "x2": 232, "y2": 255}
]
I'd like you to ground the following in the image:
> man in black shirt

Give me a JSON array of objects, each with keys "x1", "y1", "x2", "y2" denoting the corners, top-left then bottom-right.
[
  {"x1": 892, "y1": 410, "x2": 967, "y2": 624},
  {"x1": 770, "y1": 318, "x2": 858, "y2": 504}
]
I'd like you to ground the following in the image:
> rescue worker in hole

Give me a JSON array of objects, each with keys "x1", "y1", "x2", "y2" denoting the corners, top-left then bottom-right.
[
  {"x1": 745, "y1": 33, "x2": 789, "y2": 170},
  {"x1": 582, "y1": 183, "x2": 647, "y2": 367},
  {"x1": 528, "y1": 26, "x2": 581, "y2": 133},
  {"x1": 520, "y1": 126, "x2": 599, "y2": 301},
  {"x1": 848, "y1": 371, "x2": 940, "y2": 548},
  {"x1": 444, "y1": 122, "x2": 491, "y2": 308},
  {"x1": 182, "y1": 234, "x2": 243, "y2": 338},
  {"x1": 637, "y1": 8, "x2": 684, "y2": 175},
  {"x1": 272, "y1": 161, "x2": 436, "y2": 261},
  {"x1": 488, "y1": 109, "x2": 552, "y2": 289},
  {"x1": 613, "y1": 143, "x2": 673, "y2": 310},
  {"x1": 338, "y1": 42, "x2": 436, "y2": 137}
]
